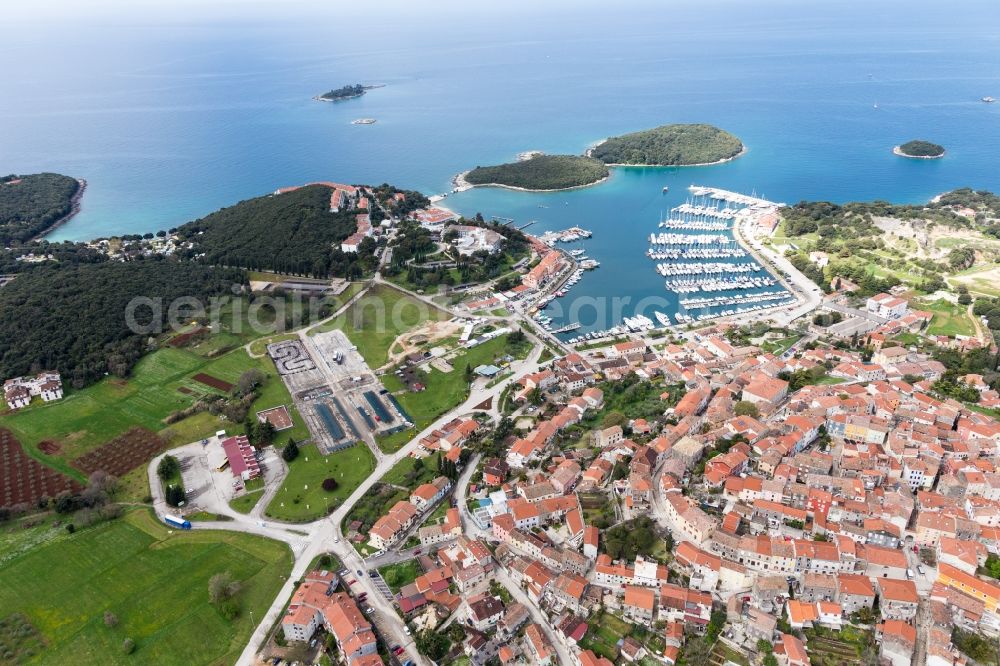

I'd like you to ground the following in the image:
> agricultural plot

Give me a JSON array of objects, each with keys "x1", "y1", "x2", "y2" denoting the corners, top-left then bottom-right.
[
  {"x1": 0, "y1": 430, "x2": 81, "y2": 509},
  {"x1": 0, "y1": 346, "x2": 308, "y2": 483},
  {"x1": 0, "y1": 510, "x2": 292, "y2": 666},
  {"x1": 803, "y1": 626, "x2": 874, "y2": 666},
  {"x1": 70, "y1": 428, "x2": 167, "y2": 478}
]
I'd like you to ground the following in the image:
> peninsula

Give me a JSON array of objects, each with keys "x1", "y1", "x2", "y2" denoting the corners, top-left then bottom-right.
[
  {"x1": 0, "y1": 172, "x2": 84, "y2": 246},
  {"x1": 314, "y1": 83, "x2": 383, "y2": 102},
  {"x1": 894, "y1": 139, "x2": 945, "y2": 159},
  {"x1": 588, "y1": 123, "x2": 744, "y2": 166},
  {"x1": 460, "y1": 154, "x2": 609, "y2": 191}
]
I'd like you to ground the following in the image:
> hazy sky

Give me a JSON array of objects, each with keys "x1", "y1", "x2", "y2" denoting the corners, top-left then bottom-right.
[{"x1": 3, "y1": 0, "x2": 609, "y2": 23}]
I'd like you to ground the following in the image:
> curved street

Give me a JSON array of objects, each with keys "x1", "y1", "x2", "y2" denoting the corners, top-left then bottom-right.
[{"x1": 147, "y1": 328, "x2": 548, "y2": 666}]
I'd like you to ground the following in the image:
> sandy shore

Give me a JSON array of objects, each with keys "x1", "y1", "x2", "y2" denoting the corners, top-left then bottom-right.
[
  {"x1": 451, "y1": 169, "x2": 609, "y2": 193},
  {"x1": 893, "y1": 145, "x2": 944, "y2": 159}
]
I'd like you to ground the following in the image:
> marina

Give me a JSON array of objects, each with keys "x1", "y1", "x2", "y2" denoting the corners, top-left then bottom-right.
[
  {"x1": 629, "y1": 185, "x2": 791, "y2": 329},
  {"x1": 539, "y1": 226, "x2": 594, "y2": 245}
]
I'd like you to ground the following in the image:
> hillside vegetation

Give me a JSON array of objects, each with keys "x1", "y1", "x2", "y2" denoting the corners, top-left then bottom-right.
[
  {"x1": 465, "y1": 155, "x2": 609, "y2": 190},
  {"x1": 589, "y1": 123, "x2": 744, "y2": 166},
  {"x1": 0, "y1": 260, "x2": 245, "y2": 388},
  {"x1": 176, "y1": 185, "x2": 374, "y2": 278},
  {"x1": 897, "y1": 140, "x2": 945, "y2": 158},
  {"x1": 0, "y1": 173, "x2": 80, "y2": 246},
  {"x1": 778, "y1": 191, "x2": 1000, "y2": 296}
]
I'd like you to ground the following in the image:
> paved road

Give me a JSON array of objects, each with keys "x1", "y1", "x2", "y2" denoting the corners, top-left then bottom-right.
[
  {"x1": 449, "y1": 447, "x2": 575, "y2": 665},
  {"x1": 145, "y1": 278, "x2": 555, "y2": 665},
  {"x1": 188, "y1": 339, "x2": 545, "y2": 665},
  {"x1": 735, "y1": 216, "x2": 823, "y2": 327},
  {"x1": 493, "y1": 568, "x2": 575, "y2": 665}
]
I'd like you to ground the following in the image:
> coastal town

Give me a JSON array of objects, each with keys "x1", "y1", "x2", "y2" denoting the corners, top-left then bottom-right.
[
  {"x1": 4, "y1": 174, "x2": 1000, "y2": 666},
  {"x1": 8, "y1": 3, "x2": 1000, "y2": 665},
  {"x1": 108, "y1": 183, "x2": 1000, "y2": 666}
]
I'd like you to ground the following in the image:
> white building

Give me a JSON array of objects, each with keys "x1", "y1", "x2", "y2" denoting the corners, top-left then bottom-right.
[{"x1": 3, "y1": 372, "x2": 63, "y2": 410}]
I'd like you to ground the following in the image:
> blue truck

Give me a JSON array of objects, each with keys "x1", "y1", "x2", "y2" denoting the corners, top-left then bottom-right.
[{"x1": 163, "y1": 514, "x2": 192, "y2": 530}]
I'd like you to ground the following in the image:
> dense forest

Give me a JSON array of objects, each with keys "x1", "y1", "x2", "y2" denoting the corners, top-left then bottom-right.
[
  {"x1": 588, "y1": 123, "x2": 744, "y2": 166},
  {"x1": 0, "y1": 173, "x2": 81, "y2": 246},
  {"x1": 897, "y1": 140, "x2": 945, "y2": 158},
  {"x1": 464, "y1": 155, "x2": 609, "y2": 190},
  {"x1": 175, "y1": 185, "x2": 376, "y2": 278},
  {"x1": 0, "y1": 259, "x2": 245, "y2": 388},
  {"x1": 318, "y1": 84, "x2": 366, "y2": 101}
]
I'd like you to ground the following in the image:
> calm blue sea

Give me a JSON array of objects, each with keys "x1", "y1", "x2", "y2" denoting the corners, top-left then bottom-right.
[{"x1": 2, "y1": 0, "x2": 1000, "y2": 331}]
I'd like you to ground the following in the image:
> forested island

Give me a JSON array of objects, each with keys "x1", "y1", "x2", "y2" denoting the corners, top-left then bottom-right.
[
  {"x1": 462, "y1": 155, "x2": 609, "y2": 191},
  {"x1": 894, "y1": 140, "x2": 945, "y2": 159},
  {"x1": 0, "y1": 173, "x2": 83, "y2": 246},
  {"x1": 315, "y1": 83, "x2": 382, "y2": 102},
  {"x1": 588, "y1": 123, "x2": 744, "y2": 166}
]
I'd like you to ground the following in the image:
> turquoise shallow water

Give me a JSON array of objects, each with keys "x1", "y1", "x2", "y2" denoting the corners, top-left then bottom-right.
[{"x1": 2, "y1": 0, "x2": 1000, "y2": 330}]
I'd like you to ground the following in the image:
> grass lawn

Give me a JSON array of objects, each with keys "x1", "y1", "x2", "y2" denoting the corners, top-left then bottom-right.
[
  {"x1": 377, "y1": 560, "x2": 422, "y2": 593},
  {"x1": 0, "y1": 347, "x2": 308, "y2": 483},
  {"x1": 579, "y1": 611, "x2": 634, "y2": 660},
  {"x1": 265, "y1": 443, "x2": 376, "y2": 522},
  {"x1": 951, "y1": 264, "x2": 1000, "y2": 298},
  {"x1": 921, "y1": 298, "x2": 975, "y2": 337},
  {"x1": 248, "y1": 333, "x2": 300, "y2": 358},
  {"x1": 376, "y1": 335, "x2": 525, "y2": 453},
  {"x1": 319, "y1": 284, "x2": 449, "y2": 367},
  {"x1": 760, "y1": 334, "x2": 801, "y2": 355},
  {"x1": 229, "y1": 489, "x2": 265, "y2": 514},
  {"x1": 0, "y1": 509, "x2": 292, "y2": 666}
]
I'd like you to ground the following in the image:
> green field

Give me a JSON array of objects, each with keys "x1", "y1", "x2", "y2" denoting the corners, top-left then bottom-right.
[
  {"x1": 377, "y1": 560, "x2": 421, "y2": 593},
  {"x1": 229, "y1": 479, "x2": 266, "y2": 514},
  {"x1": 760, "y1": 334, "x2": 801, "y2": 355},
  {"x1": 922, "y1": 298, "x2": 976, "y2": 337},
  {"x1": 0, "y1": 510, "x2": 292, "y2": 665},
  {"x1": 951, "y1": 264, "x2": 1000, "y2": 298},
  {"x1": 318, "y1": 284, "x2": 450, "y2": 367},
  {"x1": 0, "y1": 346, "x2": 308, "y2": 482},
  {"x1": 578, "y1": 612, "x2": 635, "y2": 660},
  {"x1": 804, "y1": 626, "x2": 874, "y2": 666},
  {"x1": 376, "y1": 335, "x2": 526, "y2": 453},
  {"x1": 265, "y1": 443, "x2": 376, "y2": 522}
]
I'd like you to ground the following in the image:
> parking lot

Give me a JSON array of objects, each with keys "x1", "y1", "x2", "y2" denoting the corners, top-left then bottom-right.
[{"x1": 270, "y1": 331, "x2": 411, "y2": 454}]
